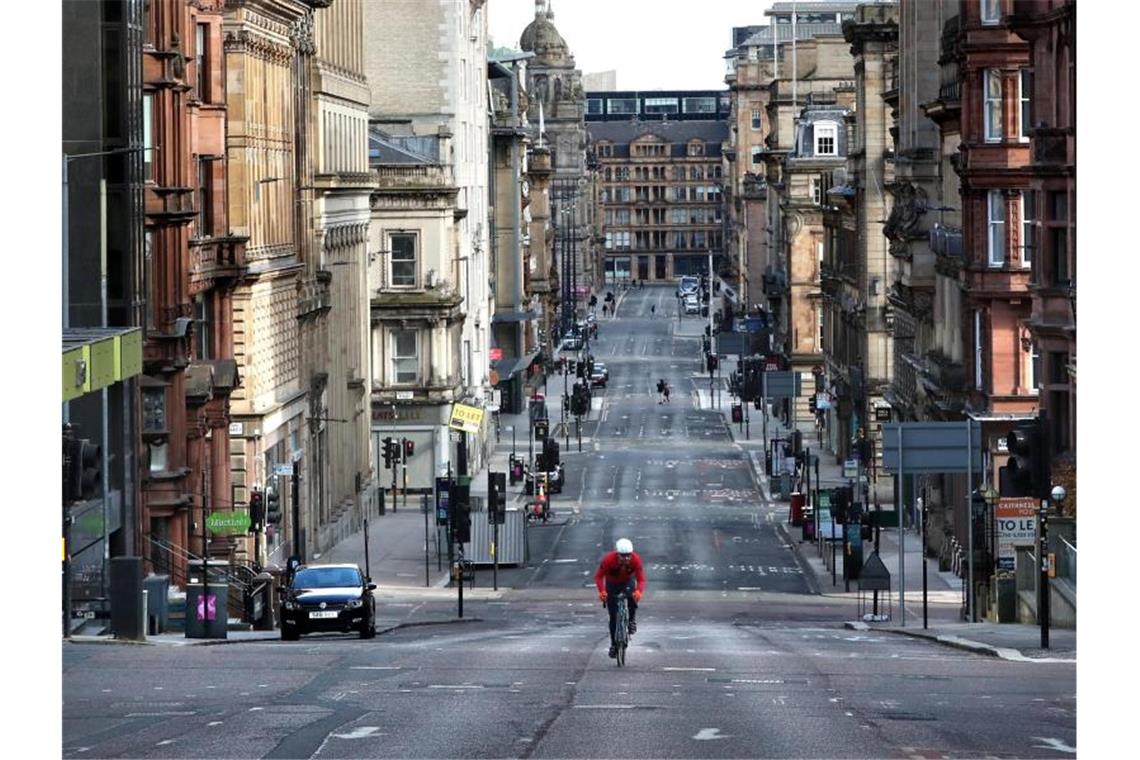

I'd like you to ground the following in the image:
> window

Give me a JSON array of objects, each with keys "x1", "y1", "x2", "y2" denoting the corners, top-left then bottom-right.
[
  {"x1": 682, "y1": 97, "x2": 716, "y2": 114},
  {"x1": 197, "y1": 158, "x2": 213, "y2": 237},
  {"x1": 974, "y1": 310, "x2": 984, "y2": 390},
  {"x1": 815, "y1": 122, "x2": 837, "y2": 156},
  {"x1": 143, "y1": 93, "x2": 154, "y2": 181},
  {"x1": 811, "y1": 178, "x2": 821, "y2": 205},
  {"x1": 1019, "y1": 191, "x2": 1035, "y2": 268},
  {"x1": 389, "y1": 232, "x2": 417, "y2": 287},
  {"x1": 597, "y1": 144, "x2": 612, "y2": 157},
  {"x1": 673, "y1": 208, "x2": 686, "y2": 224},
  {"x1": 751, "y1": 109, "x2": 762, "y2": 130},
  {"x1": 1018, "y1": 69, "x2": 1032, "y2": 141},
  {"x1": 984, "y1": 69, "x2": 1003, "y2": 142},
  {"x1": 688, "y1": 142, "x2": 705, "y2": 157},
  {"x1": 1048, "y1": 191, "x2": 1070, "y2": 285},
  {"x1": 817, "y1": 306, "x2": 824, "y2": 351},
  {"x1": 195, "y1": 294, "x2": 212, "y2": 360},
  {"x1": 586, "y1": 98, "x2": 604, "y2": 115},
  {"x1": 391, "y1": 330, "x2": 418, "y2": 384},
  {"x1": 980, "y1": 0, "x2": 1001, "y2": 24},
  {"x1": 987, "y1": 191, "x2": 1006, "y2": 267},
  {"x1": 195, "y1": 23, "x2": 208, "y2": 102},
  {"x1": 1027, "y1": 340, "x2": 1040, "y2": 394},
  {"x1": 643, "y1": 97, "x2": 679, "y2": 114},
  {"x1": 607, "y1": 98, "x2": 638, "y2": 115},
  {"x1": 142, "y1": 387, "x2": 167, "y2": 433}
]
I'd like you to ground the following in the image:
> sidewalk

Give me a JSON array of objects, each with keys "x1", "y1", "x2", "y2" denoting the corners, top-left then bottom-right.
[{"x1": 694, "y1": 373, "x2": 1076, "y2": 663}]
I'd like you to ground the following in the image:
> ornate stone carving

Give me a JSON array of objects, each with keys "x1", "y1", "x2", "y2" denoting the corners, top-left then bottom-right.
[
  {"x1": 883, "y1": 181, "x2": 928, "y2": 255},
  {"x1": 291, "y1": 14, "x2": 316, "y2": 55}
]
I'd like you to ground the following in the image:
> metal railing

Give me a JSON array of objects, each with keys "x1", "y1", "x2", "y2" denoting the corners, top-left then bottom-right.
[
  {"x1": 147, "y1": 537, "x2": 259, "y2": 622},
  {"x1": 1015, "y1": 546, "x2": 1037, "y2": 595},
  {"x1": 1056, "y1": 536, "x2": 1076, "y2": 586}
]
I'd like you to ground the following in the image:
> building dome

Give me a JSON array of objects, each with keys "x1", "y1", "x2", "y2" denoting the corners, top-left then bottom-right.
[{"x1": 519, "y1": 3, "x2": 569, "y2": 62}]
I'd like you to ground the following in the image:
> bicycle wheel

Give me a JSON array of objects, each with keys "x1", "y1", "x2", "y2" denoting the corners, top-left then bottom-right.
[{"x1": 615, "y1": 597, "x2": 629, "y2": 667}]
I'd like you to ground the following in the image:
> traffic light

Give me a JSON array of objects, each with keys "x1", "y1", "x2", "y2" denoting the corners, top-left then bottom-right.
[
  {"x1": 65, "y1": 437, "x2": 101, "y2": 502},
  {"x1": 382, "y1": 437, "x2": 397, "y2": 469},
  {"x1": 451, "y1": 482, "x2": 471, "y2": 543},
  {"x1": 707, "y1": 354, "x2": 719, "y2": 373},
  {"x1": 249, "y1": 490, "x2": 265, "y2": 532},
  {"x1": 265, "y1": 483, "x2": 282, "y2": 525},
  {"x1": 567, "y1": 359, "x2": 576, "y2": 377},
  {"x1": 808, "y1": 394, "x2": 818, "y2": 413},
  {"x1": 1004, "y1": 417, "x2": 1047, "y2": 498},
  {"x1": 488, "y1": 471, "x2": 506, "y2": 525},
  {"x1": 403, "y1": 438, "x2": 415, "y2": 460}
]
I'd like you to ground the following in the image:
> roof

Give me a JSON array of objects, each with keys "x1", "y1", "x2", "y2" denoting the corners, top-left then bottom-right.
[
  {"x1": 588, "y1": 120, "x2": 729, "y2": 157},
  {"x1": 368, "y1": 127, "x2": 440, "y2": 165},
  {"x1": 741, "y1": 22, "x2": 846, "y2": 47}
]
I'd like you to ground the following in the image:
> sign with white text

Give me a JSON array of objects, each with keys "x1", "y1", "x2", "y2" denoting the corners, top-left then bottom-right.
[{"x1": 996, "y1": 497, "x2": 1038, "y2": 570}]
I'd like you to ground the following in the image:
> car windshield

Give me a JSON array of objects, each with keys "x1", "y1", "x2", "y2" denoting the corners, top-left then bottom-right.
[{"x1": 292, "y1": 567, "x2": 362, "y2": 589}]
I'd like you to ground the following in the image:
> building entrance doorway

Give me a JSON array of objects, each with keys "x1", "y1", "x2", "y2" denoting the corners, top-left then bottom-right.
[
  {"x1": 638, "y1": 256, "x2": 650, "y2": 281},
  {"x1": 655, "y1": 255, "x2": 667, "y2": 280}
]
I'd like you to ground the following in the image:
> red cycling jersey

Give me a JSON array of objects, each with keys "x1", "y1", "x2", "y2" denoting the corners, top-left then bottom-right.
[{"x1": 594, "y1": 551, "x2": 646, "y2": 593}]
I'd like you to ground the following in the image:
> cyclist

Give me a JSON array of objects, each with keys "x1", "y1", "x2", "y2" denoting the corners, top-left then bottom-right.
[{"x1": 595, "y1": 538, "x2": 646, "y2": 659}]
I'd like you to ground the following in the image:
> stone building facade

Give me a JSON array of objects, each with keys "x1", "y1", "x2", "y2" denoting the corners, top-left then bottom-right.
[
  {"x1": 364, "y1": 0, "x2": 493, "y2": 480},
  {"x1": 518, "y1": 1, "x2": 592, "y2": 344},
  {"x1": 223, "y1": 0, "x2": 314, "y2": 563},
  {"x1": 298, "y1": 0, "x2": 376, "y2": 555},
  {"x1": 586, "y1": 92, "x2": 729, "y2": 287}
]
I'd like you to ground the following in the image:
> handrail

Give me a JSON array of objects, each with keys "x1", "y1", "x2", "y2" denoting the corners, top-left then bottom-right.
[
  {"x1": 146, "y1": 537, "x2": 259, "y2": 622},
  {"x1": 1057, "y1": 536, "x2": 1076, "y2": 586}
]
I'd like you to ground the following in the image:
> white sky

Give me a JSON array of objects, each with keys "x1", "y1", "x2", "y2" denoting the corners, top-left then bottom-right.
[{"x1": 489, "y1": 0, "x2": 776, "y2": 91}]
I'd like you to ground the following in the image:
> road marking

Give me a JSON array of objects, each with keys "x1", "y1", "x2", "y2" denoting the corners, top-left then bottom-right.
[
  {"x1": 573, "y1": 705, "x2": 637, "y2": 709},
  {"x1": 1031, "y1": 737, "x2": 1077, "y2": 754},
  {"x1": 429, "y1": 684, "x2": 484, "y2": 690},
  {"x1": 550, "y1": 558, "x2": 579, "y2": 563},
  {"x1": 663, "y1": 667, "x2": 716, "y2": 672},
  {"x1": 126, "y1": 711, "x2": 196, "y2": 717},
  {"x1": 694, "y1": 728, "x2": 730, "y2": 741},
  {"x1": 332, "y1": 727, "x2": 383, "y2": 740}
]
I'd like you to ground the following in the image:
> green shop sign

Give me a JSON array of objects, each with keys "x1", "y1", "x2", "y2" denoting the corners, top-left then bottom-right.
[{"x1": 206, "y1": 510, "x2": 251, "y2": 535}]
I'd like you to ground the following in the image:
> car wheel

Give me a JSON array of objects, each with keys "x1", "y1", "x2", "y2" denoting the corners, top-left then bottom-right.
[
  {"x1": 359, "y1": 619, "x2": 375, "y2": 639},
  {"x1": 281, "y1": 627, "x2": 300, "y2": 641}
]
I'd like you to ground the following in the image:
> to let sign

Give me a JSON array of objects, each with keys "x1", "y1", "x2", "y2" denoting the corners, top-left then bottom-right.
[
  {"x1": 995, "y1": 497, "x2": 1038, "y2": 570},
  {"x1": 448, "y1": 402, "x2": 485, "y2": 434}
]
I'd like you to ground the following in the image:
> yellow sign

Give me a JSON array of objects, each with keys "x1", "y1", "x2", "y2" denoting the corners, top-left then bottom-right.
[{"x1": 448, "y1": 403, "x2": 485, "y2": 434}]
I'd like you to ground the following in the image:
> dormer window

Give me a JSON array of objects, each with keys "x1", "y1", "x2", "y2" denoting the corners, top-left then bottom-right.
[
  {"x1": 814, "y1": 122, "x2": 838, "y2": 156},
  {"x1": 687, "y1": 141, "x2": 705, "y2": 156}
]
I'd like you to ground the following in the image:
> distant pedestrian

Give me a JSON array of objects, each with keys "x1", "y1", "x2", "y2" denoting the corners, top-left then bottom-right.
[
  {"x1": 663, "y1": 383, "x2": 671, "y2": 403},
  {"x1": 656, "y1": 379, "x2": 665, "y2": 404}
]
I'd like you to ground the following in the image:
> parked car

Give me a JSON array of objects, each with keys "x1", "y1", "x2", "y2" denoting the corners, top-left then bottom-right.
[
  {"x1": 684, "y1": 295, "x2": 700, "y2": 315},
  {"x1": 589, "y1": 362, "x2": 609, "y2": 388},
  {"x1": 677, "y1": 275, "x2": 699, "y2": 298},
  {"x1": 280, "y1": 563, "x2": 376, "y2": 640}
]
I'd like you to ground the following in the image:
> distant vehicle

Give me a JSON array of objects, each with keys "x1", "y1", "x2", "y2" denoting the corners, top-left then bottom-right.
[
  {"x1": 684, "y1": 295, "x2": 700, "y2": 315},
  {"x1": 279, "y1": 564, "x2": 376, "y2": 640},
  {"x1": 589, "y1": 362, "x2": 609, "y2": 388},
  {"x1": 561, "y1": 335, "x2": 583, "y2": 351},
  {"x1": 677, "y1": 275, "x2": 699, "y2": 297},
  {"x1": 525, "y1": 462, "x2": 564, "y2": 494}
]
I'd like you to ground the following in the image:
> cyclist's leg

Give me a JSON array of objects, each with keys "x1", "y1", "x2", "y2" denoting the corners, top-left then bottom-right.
[
  {"x1": 605, "y1": 584, "x2": 618, "y2": 643},
  {"x1": 625, "y1": 579, "x2": 638, "y2": 633}
]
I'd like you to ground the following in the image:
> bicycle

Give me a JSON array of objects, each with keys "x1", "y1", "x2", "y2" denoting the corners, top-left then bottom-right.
[{"x1": 605, "y1": 589, "x2": 631, "y2": 667}]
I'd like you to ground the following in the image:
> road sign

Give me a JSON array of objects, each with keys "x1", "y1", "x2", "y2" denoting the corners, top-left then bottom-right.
[
  {"x1": 206, "y1": 510, "x2": 251, "y2": 535},
  {"x1": 880, "y1": 421, "x2": 982, "y2": 474},
  {"x1": 858, "y1": 552, "x2": 891, "y2": 592},
  {"x1": 762, "y1": 371, "x2": 801, "y2": 400},
  {"x1": 489, "y1": 347, "x2": 503, "y2": 361},
  {"x1": 274, "y1": 463, "x2": 294, "y2": 477}
]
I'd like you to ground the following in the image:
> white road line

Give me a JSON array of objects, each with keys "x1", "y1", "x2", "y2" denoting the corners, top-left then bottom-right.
[
  {"x1": 573, "y1": 705, "x2": 637, "y2": 709},
  {"x1": 662, "y1": 667, "x2": 716, "y2": 672}
]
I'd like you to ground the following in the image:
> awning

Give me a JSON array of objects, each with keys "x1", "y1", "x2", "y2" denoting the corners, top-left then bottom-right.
[
  {"x1": 492, "y1": 309, "x2": 537, "y2": 324},
  {"x1": 491, "y1": 350, "x2": 539, "y2": 381}
]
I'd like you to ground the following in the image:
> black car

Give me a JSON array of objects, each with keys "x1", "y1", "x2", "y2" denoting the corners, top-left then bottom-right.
[{"x1": 280, "y1": 563, "x2": 376, "y2": 640}]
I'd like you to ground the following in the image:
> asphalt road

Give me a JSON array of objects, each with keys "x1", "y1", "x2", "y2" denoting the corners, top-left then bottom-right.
[{"x1": 62, "y1": 285, "x2": 1076, "y2": 759}]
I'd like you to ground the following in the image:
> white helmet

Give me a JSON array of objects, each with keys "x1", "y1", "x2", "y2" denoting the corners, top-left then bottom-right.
[{"x1": 615, "y1": 538, "x2": 634, "y2": 556}]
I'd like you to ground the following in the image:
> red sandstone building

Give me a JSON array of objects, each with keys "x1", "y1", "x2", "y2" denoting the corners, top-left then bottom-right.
[
  {"x1": 1007, "y1": 0, "x2": 1076, "y2": 513},
  {"x1": 140, "y1": 0, "x2": 244, "y2": 584},
  {"x1": 957, "y1": 0, "x2": 1036, "y2": 505}
]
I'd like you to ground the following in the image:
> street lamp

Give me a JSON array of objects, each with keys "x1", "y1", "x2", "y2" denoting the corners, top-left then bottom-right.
[{"x1": 981, "y1": 485, "x2": 999, "y2": 574}]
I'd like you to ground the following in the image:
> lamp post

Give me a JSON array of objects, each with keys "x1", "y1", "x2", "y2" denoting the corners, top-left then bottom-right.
[
  {"x1": 1040, "y1": 484, "x2": 1065, "y2": 649},
  {"x1": 982, "y1": 485, "x2": 999, "y2": 575}
]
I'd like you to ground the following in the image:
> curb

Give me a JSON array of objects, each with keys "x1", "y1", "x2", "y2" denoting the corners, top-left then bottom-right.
[{"x1": 843, "y1": 622, "x2": 1077, "y2": 663}]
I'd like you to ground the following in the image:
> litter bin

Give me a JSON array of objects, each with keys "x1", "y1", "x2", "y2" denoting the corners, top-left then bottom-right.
[
  {"x1": 185, "y1": 581, "x2": 229, "y2": 639},
  {"x1": 996, "y1": 576, "x2": 1017, "y2": 623},
  {"x1": 790, "y1": 492, "x2": 805, "y2": 526},
  {"x1": 802, "y1": 509, "x2": 816, "y2": 541},
  {"x1": 250, "y1": 571, "x2": 276, "y2": 631},
  {"x1": 144, "y1": 574, "x2": 170, "y2": 635}
]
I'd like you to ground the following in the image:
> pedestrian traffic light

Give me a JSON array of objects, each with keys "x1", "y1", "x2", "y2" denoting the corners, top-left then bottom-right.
[
  {"x1": 707, "y1": 354, "x2": 719, "y2": 373},
  {"x1": 65, "y1": 437, "x2": 101, "y2": 502},
  {"x1": 249, "y1": 490, "x2": 265, "y2": 532},
  {"x1": 265, "y1": 483, "x2": 282, "y2": 525},
  {"x1": 403, "y1": 438, "x2": 415, "y2": 460},
  {"x1": 567, "y1": 359, "x2": 576, "y2": 376}
]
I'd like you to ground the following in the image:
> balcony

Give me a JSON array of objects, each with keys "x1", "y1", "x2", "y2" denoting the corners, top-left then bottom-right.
[{"x1": 189, "y1": 236, "x2": 247, "y2": 291}]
